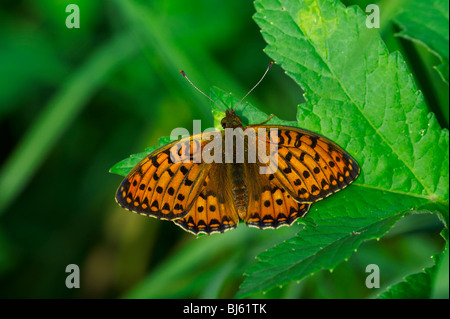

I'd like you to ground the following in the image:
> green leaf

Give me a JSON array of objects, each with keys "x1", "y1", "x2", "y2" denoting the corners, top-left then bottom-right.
[
  {"x1": 394, "y1": 0, "x2": 449, "y2": 84},
  {"x1": 236, "y1": 0, "x2": 449, "y2": 298},
  {"x1": 378, "y1": 236, "x2": 449, "y2": 299},
  {"x1": 432, "y1": 231, "x2": 449, "y2": 299},
  {"x1": 110, "y1": 136, "x2": 175, "y2": 176},
  {"x1": 378, "y1": 266, "x2": 434, "y2": 299}
]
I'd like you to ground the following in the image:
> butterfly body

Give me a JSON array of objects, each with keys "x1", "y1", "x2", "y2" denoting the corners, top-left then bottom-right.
[
  {"x1": 221, "y1": 110, "x2": 251, "y2": 220},
  {"x1": 116, "y1": 108, "x2": 360, "y2": 235},
  {"x1": 229, "y1": 163, "x2": 249, "y2": 219}
]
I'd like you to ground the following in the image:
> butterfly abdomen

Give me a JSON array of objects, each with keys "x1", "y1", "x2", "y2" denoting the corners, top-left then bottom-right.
[{"x1": 229, "y1": 163, "x2": 248, "y2": 219}]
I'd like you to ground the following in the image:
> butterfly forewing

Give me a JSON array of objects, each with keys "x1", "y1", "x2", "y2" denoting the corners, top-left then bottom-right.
[
  {"x1": 116, "y1": 134, "x2": 214, "y2": 220},
  {"x1": 254, "y1": 126, "x2": 360, "y2": 203}
]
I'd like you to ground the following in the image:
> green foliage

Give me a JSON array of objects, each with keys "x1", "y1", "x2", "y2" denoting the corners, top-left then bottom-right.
[
  {"x1": 378, "y1": 265, "x2": 434, "y2": 298},
  {"x1": 378, "y1": 229, "x2": 449, "y2": 299},
  {"x1": 110, "y1": 136, "x2": 172, "y2": 177},
  {"x1": 0, "y1": 0, "x2": 448, "y2": 299},
  {"x1": 377, "y1": 250, "x2": 449, "y2": 299},
  {"x1": 110, "y1": 0, "x2": 449, "y2": 298},
  {"x1": 0, "y1": 34, "x2": 139, "y2": 214},
  {"x1": 432, "y1": 236, "x2": 449, "y2": 298},
  {"x1": 237, "y1": 0, "x2": 449, "y2": 297},
  {"x1": 394, "y1": 0, "x2": 449, "y2": 84}
]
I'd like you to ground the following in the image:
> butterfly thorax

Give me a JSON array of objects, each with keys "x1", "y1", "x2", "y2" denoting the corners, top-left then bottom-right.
[{"x1": 221, "y1": 109, "x2": 244, "y2": 129}]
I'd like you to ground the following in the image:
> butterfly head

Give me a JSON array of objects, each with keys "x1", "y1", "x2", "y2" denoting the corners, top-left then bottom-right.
[
  {"x1": 180, "y1": 63, "x2": 273, "y2": 130},
  {"x1": 221, "y1": 109, "x2": 243, "y2": 129}
]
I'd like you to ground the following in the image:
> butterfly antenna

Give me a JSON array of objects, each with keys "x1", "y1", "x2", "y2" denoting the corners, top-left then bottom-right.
[
  {"x1": 180, "y1": 70, "x2": 225, "y2": 112},
  {"x1": 235, "y1": 62, "x2": 273, "y2": 109}
]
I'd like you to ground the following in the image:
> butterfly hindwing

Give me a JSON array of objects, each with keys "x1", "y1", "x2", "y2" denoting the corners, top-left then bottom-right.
[
  {"x1": 174, "y1": 164, "x2": 240, "y2": 235},
  {"x1": 244, "y1": 163, "x2": 310, "y2": 229}
]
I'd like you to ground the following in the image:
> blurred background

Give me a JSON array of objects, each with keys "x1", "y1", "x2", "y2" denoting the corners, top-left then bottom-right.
[{"x1": 0, "y1": 0, "x2": 447, "y2": 298}]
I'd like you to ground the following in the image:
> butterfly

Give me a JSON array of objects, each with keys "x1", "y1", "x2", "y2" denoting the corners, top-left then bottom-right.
[{"x1": 115, "y1": 63, "x2": 360, "y2": 235}]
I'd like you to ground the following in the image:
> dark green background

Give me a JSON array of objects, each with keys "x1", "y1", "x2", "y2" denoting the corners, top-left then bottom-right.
[{"x1": 0, "y1": 0, "x2": 447, "y2": 298}]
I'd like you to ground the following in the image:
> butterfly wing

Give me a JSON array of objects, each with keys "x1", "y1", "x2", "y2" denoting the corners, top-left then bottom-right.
[
  {"x1": 242, "y1": 125, "x2": 359, "y2": 229},
  {"x1": 173, "y1": 164, "x2": 240, "y2": 235},
  {"x1": 244, "y1": 162, "x2": 310, "y2": 229},
  {"x1": 115, "y1": 132, "x2": 219, "y2": 220},
  {"x1": 253, "y1": 125, "x2": 360, "y2": 203}
]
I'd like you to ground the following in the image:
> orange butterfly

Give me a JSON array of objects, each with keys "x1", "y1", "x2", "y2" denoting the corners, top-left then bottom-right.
[{"x1": 115, "y1": 63, "x2": 360, "y2": 235}]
